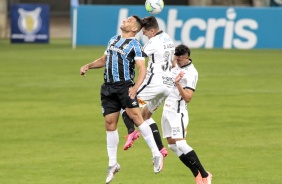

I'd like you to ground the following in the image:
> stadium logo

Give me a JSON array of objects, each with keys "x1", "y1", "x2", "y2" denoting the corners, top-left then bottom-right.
[
  {"x1": 118, "y1": 8, "x2": 258, "y2": 49},
  {"x1": 159, "y1": 8, "x2": 259, "y2": 49},
  {"x1": 18, "y1": 7, "x2": 42, "y2": 34}
]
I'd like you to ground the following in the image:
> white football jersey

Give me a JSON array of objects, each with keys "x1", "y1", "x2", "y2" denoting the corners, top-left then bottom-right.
[
  {"x1": 163, "y1": 60, "x2": 198, "y2": 113},
  {"x1": 143, "y1": 31, "x2": 175, "y2": 75}
]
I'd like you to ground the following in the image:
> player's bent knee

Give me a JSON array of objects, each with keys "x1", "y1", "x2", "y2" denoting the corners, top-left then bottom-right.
[
  {"x1": 168, "y1": 144, "x2": 178, "y2": 153},
  {"x1": 176, "y1": 140, "x2": 193, "y2": 153},
  {"x1": 126, "y1": 108, "x2": 144, "y2": 126}
]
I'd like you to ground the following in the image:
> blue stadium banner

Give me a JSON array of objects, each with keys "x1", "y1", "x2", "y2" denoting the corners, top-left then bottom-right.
[
  {"x1": 10, "y1": 4, "x2": 50, "y2": 43},
  {"x1": 73, "y1": 5, "x2": 282, "y2": 49}
]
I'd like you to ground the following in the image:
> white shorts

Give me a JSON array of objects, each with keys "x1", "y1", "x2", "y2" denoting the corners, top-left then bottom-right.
[
  {"x1": 137, "y1": 73, "x2": 173, "y2": 113},
  {"x1": 161, "y1": 110, "x2": 189, "y2": 139}
]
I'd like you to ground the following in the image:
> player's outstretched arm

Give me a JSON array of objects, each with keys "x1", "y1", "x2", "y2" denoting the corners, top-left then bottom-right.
[{"x1": 80, "y1": 54, "x2": 107, "y2": 76}]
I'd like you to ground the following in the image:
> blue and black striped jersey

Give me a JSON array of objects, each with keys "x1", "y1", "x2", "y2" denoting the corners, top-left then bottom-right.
[{"x1": 104, "y1": 35, "x2": 145, "y2": 83}]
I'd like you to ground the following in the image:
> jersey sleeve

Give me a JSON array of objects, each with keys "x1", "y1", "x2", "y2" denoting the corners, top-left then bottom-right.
[
  {"x1": 183, "y1": 72, "x2": 198, "y2": 91},
  {"x1": 133, "y1": 40, "x2": 145, "y2": 61},
  {"x1": 142, "y1": 40, "x2": 157, "y2": 57}
]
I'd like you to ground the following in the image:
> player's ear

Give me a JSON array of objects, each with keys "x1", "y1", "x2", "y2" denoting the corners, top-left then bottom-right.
[{"x1": 131, "y1": 26, "x2": 138, "y2": 32}]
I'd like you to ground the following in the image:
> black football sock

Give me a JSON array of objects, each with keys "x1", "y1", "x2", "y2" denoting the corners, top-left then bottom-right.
[
  {"x1": 179, "y1": 154, "x2": 199, "y2": 177},
  {"x1": 122, "y1": 111, "x2": 135, "y2": 134},
  {"x1": 149, "y1": 123, "x2": 163, "y2": 150},
  {"x1": 185, "y1": 150, "x2": 208, "y2": 178}
]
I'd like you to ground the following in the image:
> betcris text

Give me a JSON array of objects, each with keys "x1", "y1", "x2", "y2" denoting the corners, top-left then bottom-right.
[{"x1": 117, "y1": 8, "x2": 258, "y2": 49}]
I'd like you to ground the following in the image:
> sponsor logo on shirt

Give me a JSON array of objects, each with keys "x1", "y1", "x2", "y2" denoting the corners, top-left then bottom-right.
[{"x1": 109, "y1": 46, "x2": 126, "y2": 55}]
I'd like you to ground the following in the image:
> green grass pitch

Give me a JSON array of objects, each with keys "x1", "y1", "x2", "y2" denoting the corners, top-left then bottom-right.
[{"x1": 0, "y1": 39, "x2": 281, "y2": 184}]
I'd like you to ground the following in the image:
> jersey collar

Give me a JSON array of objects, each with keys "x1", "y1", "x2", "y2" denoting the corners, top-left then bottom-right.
[
  {"x1": 180, "y1": 59, "x2": 193, "y2": 68},
  {"x1": 154, "y1": 30, "x2": 163, "y2": 37}
]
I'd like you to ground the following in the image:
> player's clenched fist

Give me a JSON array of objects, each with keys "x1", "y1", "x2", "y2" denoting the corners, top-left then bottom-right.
[{"x1": 80, "y1": 65, "x2": 89, "y2": 76}]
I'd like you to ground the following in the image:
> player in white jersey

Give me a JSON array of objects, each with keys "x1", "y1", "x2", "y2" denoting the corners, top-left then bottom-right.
[
  {"x1": 121, "y1": 16, "x2": 175, "y2": 157},
  {"x1": 138, "y1": 16, "x2": 174, "y2": 113},
  {"x1": 162, "y1": 44, "x2": 212, "y2": 184}
]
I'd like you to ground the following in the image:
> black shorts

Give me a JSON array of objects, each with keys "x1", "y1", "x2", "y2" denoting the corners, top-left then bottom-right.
[{"x1": 100, "y1": 81, "x2": 140, "y2": 116}]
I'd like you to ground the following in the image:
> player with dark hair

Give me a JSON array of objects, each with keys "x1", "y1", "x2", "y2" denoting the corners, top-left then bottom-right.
[
  {"x1": 121, "y1": 16, "x2": 175, "y2": 158},
  {"x1": 162, "y1": 44, "x2": 212, "y2": 184},
  {"x1": 80, "y1": 15, "x2": 163, "y2": 184}
]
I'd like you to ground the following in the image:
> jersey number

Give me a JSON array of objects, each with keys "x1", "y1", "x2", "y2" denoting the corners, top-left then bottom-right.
[{"x1": 162, "y1": 50, "x2": 174, "y2": 71}]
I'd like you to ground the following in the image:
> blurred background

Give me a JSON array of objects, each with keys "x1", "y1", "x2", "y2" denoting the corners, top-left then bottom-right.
[{"x1": 0, "y1": 0, "x2": 278, "y2": 39}]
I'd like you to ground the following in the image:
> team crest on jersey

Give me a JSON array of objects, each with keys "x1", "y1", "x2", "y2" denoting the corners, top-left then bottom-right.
[
  {"x1": 122, "y1": 44, "x2": 129, "y2": 50},
  {"x1": 18, "y1": 7, "x2": 42, "y2": 34}
]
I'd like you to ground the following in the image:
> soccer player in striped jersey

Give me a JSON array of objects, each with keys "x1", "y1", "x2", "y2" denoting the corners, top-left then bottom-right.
[
  {"x1": 121, "y1": 16, "x2": 175, "y2": 157},
  {"x1": 80, "y1": 15, "x2": 163, "y2": 184},
  {"x1": 162, "y1": 44, "x2": 212, "y2": 184}
]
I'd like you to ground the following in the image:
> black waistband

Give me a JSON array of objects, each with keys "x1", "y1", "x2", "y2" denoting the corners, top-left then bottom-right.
[{"x1": 104, "y1": 80, "x2": 134, "y2": 85}]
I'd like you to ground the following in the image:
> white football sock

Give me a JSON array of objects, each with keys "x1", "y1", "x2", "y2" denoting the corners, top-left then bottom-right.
[
  {"x1": 138, "y1": 122, "x2": 160, "y2": 157},
  {"x1": 144, "y1": 118, "x2": 155, "y2": 126},
  {"x1": 106, "y1": 129, "x2": 119, "y2": 166}
]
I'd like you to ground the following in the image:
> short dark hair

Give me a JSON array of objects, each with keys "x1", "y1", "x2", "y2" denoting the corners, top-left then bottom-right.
[
  {"x1": 132, "y1": 15, "x2": 143, "y2": 32},
  {"x1": 174, "y1": 44, "x2": 191, "y2": 56},
  {"x1": 141, "y1": 16, "x2": 159, "y2": 30}
]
